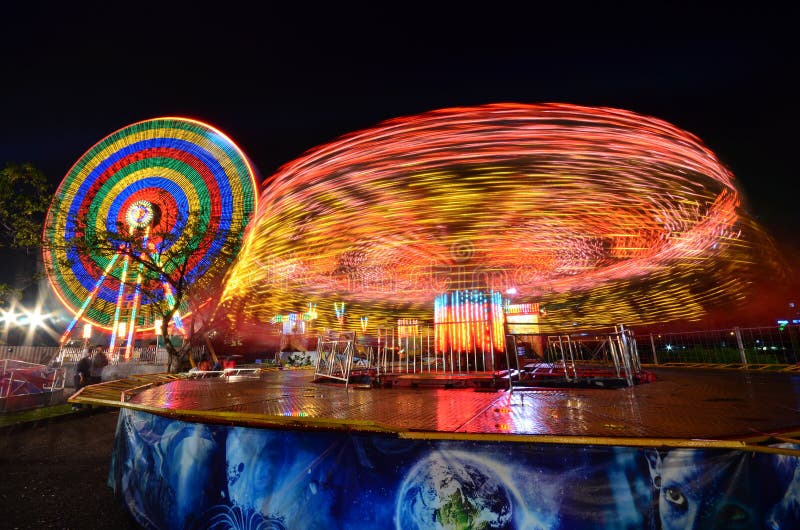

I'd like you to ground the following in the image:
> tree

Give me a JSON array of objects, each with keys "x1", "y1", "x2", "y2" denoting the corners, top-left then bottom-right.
[
  {"x1": 45, "y1": 205, "x2": 244, "y2": 372},
  {"x1": 0, "y1": 162, "x2": 52, "y2": 302}
]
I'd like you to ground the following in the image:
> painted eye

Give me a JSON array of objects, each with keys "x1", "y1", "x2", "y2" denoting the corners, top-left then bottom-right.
[{"x1": 664, "y1": 487, "x2": 686, "y2": 507}]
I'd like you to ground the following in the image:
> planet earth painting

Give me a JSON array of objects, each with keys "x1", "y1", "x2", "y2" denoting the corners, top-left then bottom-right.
[{"x1": 395, "y1": 450, "x2": 514, "y2": 529}]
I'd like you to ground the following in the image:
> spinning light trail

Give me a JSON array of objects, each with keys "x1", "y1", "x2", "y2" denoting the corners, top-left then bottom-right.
[
  {"x1": 43, "y1": 117, "x2": 258, "y2": 347},
  {"x1": 219, "y1": 103, "x2": 781, "y2": 330}
]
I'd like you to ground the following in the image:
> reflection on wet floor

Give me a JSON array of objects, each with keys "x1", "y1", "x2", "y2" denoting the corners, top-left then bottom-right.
[{"x1": 77, "y1": 367, "x2": 800, "y2": 442}]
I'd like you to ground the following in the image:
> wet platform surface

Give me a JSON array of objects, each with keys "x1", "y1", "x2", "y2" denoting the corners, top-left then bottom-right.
[{"x1": 74, "y1": 367, "x2": 800, "y2": 445}]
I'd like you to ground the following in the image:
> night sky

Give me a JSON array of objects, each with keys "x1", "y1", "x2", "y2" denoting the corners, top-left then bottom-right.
[{"x1": 2, "y1": 3, "x2": 798, "y2": 323}]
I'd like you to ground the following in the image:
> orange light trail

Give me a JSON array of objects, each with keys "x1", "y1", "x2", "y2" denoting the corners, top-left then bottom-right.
[{"x1": 221, "y1": 103, "x2": 781, "y2": 330}]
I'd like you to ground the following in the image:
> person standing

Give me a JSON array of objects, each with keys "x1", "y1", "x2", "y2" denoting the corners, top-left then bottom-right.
[
  {"x1": 88, "y1": 346, "x2": 109, "y2": 385},
  {"x1": 71, "y1": 352, "x2": 92, "y2": 410},
  {"x1": 74, "y1": 353, "x2": 92, "y2": 389}
]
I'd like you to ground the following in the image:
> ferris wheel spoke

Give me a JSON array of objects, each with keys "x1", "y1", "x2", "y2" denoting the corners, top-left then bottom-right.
[
  {"x1": 59, "y1": 254, "x2": 121, "y2": 345},
  {"x1": 109, "y1": 252, "x2": 131, "y2": 353},
  {"x1": 123, "y1": 263, "x2": 146, "y2": 361}
]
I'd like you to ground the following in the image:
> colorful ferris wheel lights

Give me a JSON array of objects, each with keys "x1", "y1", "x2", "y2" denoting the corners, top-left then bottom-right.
[{"x1": 43, "y1": 117, "x2": 257, "y2": 347}]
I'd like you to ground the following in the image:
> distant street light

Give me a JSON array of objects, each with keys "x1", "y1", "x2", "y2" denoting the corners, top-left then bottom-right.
[
  {"x1": 1, "y1": 308, "x2": 20, "y2": 326},
  {"x1": 1, "y1": 304, "x2": 54, "y2": 344},
  {"x1": 0, "y1": 308, "x2": 19, "y2": 344},
  {"x1": 25, "y1": 307, "x2": 48, "y2": 329}
]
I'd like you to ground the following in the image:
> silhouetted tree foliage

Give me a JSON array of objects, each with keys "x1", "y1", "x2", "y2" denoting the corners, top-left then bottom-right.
[{"x1": 0, "y1": 162, "x2": 52, "y2": 302}]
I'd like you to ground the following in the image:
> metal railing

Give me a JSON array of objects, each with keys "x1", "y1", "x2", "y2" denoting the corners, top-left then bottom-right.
[
  {"x1": 53, "y1": 345, "x2": 168, "y2": 366},
  {"x1": 314, "y1": 331, "x2": 357, "y2": 385},
  {"x1": 506, "y1": 325, "x2": 643, "y2": 388},
  {"x1": 311, "y1": 324, "x2": 651, "y2": 385},
  {"x1": 183, "y1": 367, "x2": 262, "y2": 379},
  {"x1": 4, "y1": 322, "x2": 797, "y2": 386},
  {"x1": 105, "y1": 346, "x2": 172, "y2": 366},
  {"x1": 1, "y1": 359, "x2": 66, "y2": 399},
  {"x1": 313, "y1": 325, "x2": 507, "y2": 383},
  {"x1": 54, "y1": 345, "x2": 201, "y2": 367},
  {"x1": 644, "y1": 325, "x2": 800, "y2": 366}
]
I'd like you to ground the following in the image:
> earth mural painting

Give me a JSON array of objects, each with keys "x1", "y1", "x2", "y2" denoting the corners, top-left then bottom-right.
[
  {"x1": 395, "y1": 451, "x2": 516, "y2": 528},
  {"x1": 111, "y1": 408, "x2": 800, "y2": 529}
]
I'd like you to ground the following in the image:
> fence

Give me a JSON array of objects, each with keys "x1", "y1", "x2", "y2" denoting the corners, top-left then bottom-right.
[
  {"x1": 370, "y1": 325, "x2": 503, "y2": 375},
  {"x1": 314, "y1": 325, "x2": 501, "y2": 385},
  {"x1": 1, "y1": 341, "x2": 210, "y2": 374},
  {"x1": 643, "y1": 325, "x2": 800, "y2": 366},
  {"x1": 0, "y1": 346, "x2": 61, "y2": 365},
  {"x1": 2, "y1": 323, "x2": 798, "y2": 377},
  {"x1": 314, "y1": 323, "x2": 800, "y2": 385},
  {"x1": 60, "y1": 344, "x2": 214, "y2": 367},
  {"x1": 312, "y1": 324, "x2": 647, "y2": 388},
  {"x1": 51, "y1": 345, "x2": 172, "y2": 366}
]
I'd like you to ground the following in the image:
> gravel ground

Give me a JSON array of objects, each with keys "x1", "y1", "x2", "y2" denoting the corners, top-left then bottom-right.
[{"x1": 0, "y1": 407, "x2": 140, "y2": 529}]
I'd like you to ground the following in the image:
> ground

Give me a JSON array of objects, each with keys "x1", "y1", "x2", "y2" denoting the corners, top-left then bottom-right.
[{"x1": 0, "y1": 407, "x2": 139, "y2": 529}]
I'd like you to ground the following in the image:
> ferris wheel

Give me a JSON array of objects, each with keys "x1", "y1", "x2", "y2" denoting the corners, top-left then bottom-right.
[{"x1": 43, "y1": 117, "x2": 258, "y2": 357}]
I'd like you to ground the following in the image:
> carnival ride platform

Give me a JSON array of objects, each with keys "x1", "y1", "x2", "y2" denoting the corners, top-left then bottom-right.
[
  {"x1": 70, "y1": 366, "x2": 800, "y2": 528},
  {"x1": 71, "y1": 366, "x2": 800, "y2": 447}
]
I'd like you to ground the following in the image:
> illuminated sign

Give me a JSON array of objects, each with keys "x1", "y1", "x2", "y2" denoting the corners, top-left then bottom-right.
[
  {"x1": 506, "y1": 313, "x2": 540, "y2": 335},
  {"x1": 505, "y1": 303, "x2": 540, "y2": 315}
]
